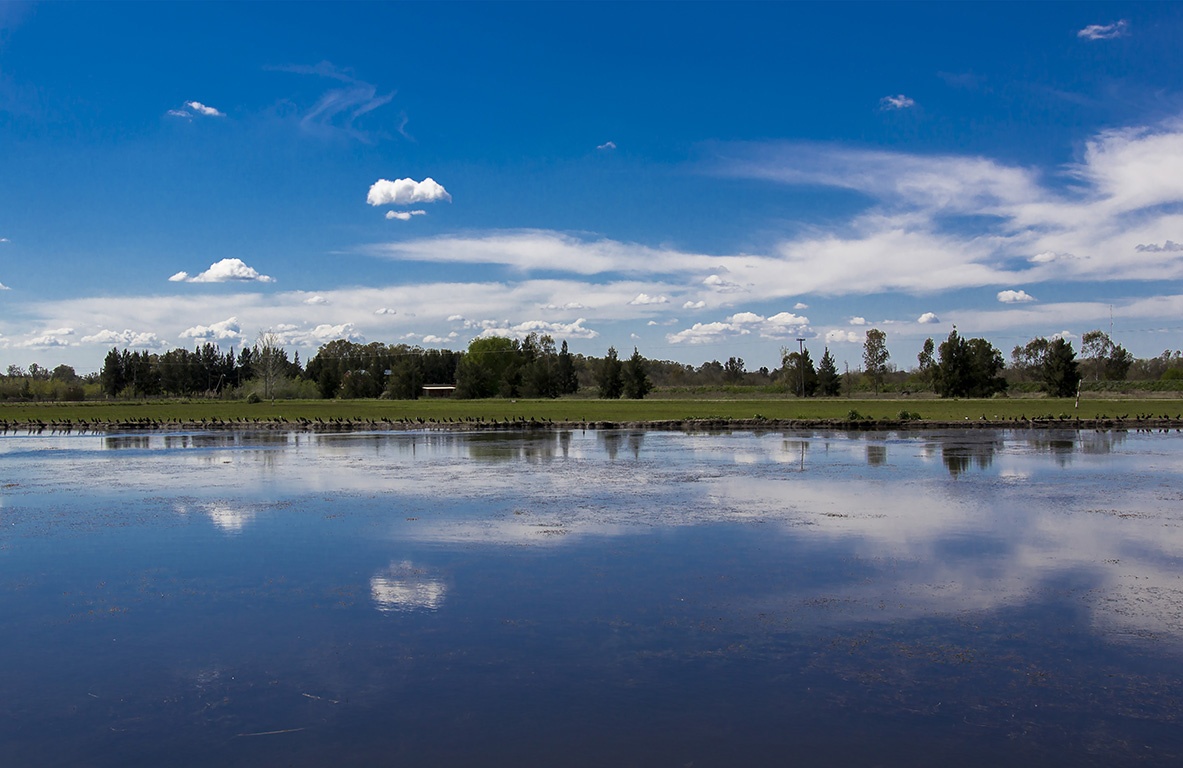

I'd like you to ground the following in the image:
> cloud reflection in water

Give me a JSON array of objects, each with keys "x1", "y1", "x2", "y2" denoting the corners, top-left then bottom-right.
[{"x1": 370, "y1": 561, "x2": 448, "y2": 612}]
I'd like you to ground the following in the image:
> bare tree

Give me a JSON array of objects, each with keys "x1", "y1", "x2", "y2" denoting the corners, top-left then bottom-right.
[{"x1": 254, "y1": 331, "x2": 288, "y2": 400}]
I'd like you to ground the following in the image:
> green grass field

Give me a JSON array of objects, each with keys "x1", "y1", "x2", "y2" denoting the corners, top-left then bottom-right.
[{"x1": 3, "y1": 394, "x2": 1181, "y2": 426}]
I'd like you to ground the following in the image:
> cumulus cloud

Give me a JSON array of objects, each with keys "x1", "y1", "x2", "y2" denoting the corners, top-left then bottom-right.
[
  {"x1": 179, "y1": 317, "x2": 243, "y2": 341},
  {"x1": 540, "y1": 302, "x2": 586, "y2": 310},
  {"x1": 80, "y1": 329, "x2": 166, "y2": 348},
  {"x1": 475, "y1": 318, "x2": 600, "y2": 341},
  {"x1": 386, "y1": 209, "x2": 427, "y2": 221},
  {"x1": 367, "y1": 178, "x2": 452, "y2": 206},
  {"x1": 629, "y1": 293, "x2": 669, "y2": 305},
  {"x1": 20, "y1": 334, "x2": 72, "y2": 348},
  {"x1": 1051, "y1": 330, "x2": 1076, "y2": 341},
  {"x1": 170, "y1": 258, "x2": 275, "y2": 284},
  {"x1": 304, "y1": 295, "x2": 328, "y2": 305},
  {"x1": 374, "y1": 307, "x2": 397, "y2": 315},
  {"x1": 703, "y1": 273, "x2": 745, "y2": 292},
  {"x1": 917, "y1": 312, "x2": 940, "y2": 324},
  {"x1": 421, "y1": 335, "x2": 449, "y2": 344},
  {"x1": 849, "y1": 316, "x2": 867, "y2": 326},
  {"x1": 1077, "y1": 20, "x2": 1128, "y2": 40},
  {"x1": 186, "y1": 100, "x2": 224, "y2": 117},
  {"x1": 794, "y1": 302, "x2": 809, "y2": 309},
  {"x1": 825, "y1": 330, "x2": 861, "y2": 344},
  {"x1": 1, "y1": 237, "x2": 10, "y2": 243},
  {"x1": 880, "y1": 94, "x2": 915, "y2": 110},
  {"x1": 167, "y1": 100, "x2": 225, "y2": 119},
  {"x1": 668, "y1": 310, "x2": 810, "y2": 344},
  {"x1": 597, "y1": 141, "x2": 617, "y2": 150},
  {"x1": 270, "y1": 323, "x2": 364, "y2": 347},
  {"x1": 997, "y1": 289, "x2": 1036, "y2": 303},
  {"x1": 683, "y1": 300, "x2": 706, "y2": 309},
  {"x1": 1136, "y1": 241, "x2": 1183, "y2": 253}
]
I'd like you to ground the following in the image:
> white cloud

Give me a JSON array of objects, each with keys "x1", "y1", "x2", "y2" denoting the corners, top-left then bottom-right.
[
  {"x1": 1, "y1": 237, "x2": 10, "y2": 243},
  {"x1": 1051, "y1": 330, "x2": 1076, "y2": 341},
  {"x1": 475, "y1": 318, "x2": 599, "y2": 340},
  {"x1": 304, "y1": 295, "x2": 328, "y2": 305},
  {"x1": 683, "y1": 300, "x2": 706, "y2": 309},
  {"x1": 629, "y1": 293, "x2": 669, "y2": 305},
  {"x1": 367, "y1": 177, "x2": 452, "y2": 206},
  {"x1": 1077, "y1": 20, "x2": 1128, "y2": 40},
  {"x1": 668, "y1": 310, "x2": 810, "y2": 344},
  {"x1": 80, "y1": 329, "x2": 167, "y2": 348},
  {"x1": 185, "y1": 100, "x2": 225, "y2": 117},
  {"x1": 0, "y1": 281, "x2": 9, "y2": 291},
  {"x1": 597, "y1": 141, "x2": 617, "y2": 150},
  {"x1": 880, "y1": 94, "x2": 915, "y2": 110},
  {"x1": 375, "y1": 307, "x2": 397, "y2": 315},
  {"x1": 667, "y1": 322, "x2": 739, "y2": 345},
  {"x1": 170, "y1": 258, "x2": 275, "y2": 284},
  {"x1": 271, "y1": 323, "x2": 364, "y2": 347},
  {"x1": 997, "y1": 289, "x2": 1036, "y2": 303},
  {"x1": 825, "y1": 330, "x2": 861, "y2": 344},
  {"x1": 794, "y1": 302, "x2": 809, "y2": 309},
  {"x1": 421, "y1": 335, "x2": 449, "y2": 344},
  {"x1": 540, "y1": 302, "x2": 586, "y2": 310},
  {"x1": 386, "y1": 209, "x2": 427, "y2": 221},
  {"x1": 849, "y1": 316, "x2": 867, "y2": 326},
  {"x1": 446, "y1": 314, "x2": 466, "y2": 322},
  {"x1": 703, "y1": 273, "x2": 745, "y2": 292},
  {"x1": 917, "y1": 312, "x2": 940, "y2": 324},
  {"x1": 179, "y1": 317, "x2": 243, "y2": 341}
]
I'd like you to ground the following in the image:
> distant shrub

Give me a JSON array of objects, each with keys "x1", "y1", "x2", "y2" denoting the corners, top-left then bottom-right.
[{"x1": 246, "y1": 392, "x2": 262, "y2": 404}]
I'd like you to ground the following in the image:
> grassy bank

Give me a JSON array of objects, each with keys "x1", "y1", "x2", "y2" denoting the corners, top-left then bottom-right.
[{"x1": 3, "y1": 395, "x2": 1181, "y2": 426}]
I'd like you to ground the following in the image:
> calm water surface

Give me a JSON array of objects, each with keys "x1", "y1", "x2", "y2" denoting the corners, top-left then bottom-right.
[{"x1": 2, "y1": 428, "x2": 1182, "y2": 767}]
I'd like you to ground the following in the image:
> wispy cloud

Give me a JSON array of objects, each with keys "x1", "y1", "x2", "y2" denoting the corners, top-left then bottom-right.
[
  {"x1": 386, "y1": 209, "x2": 427, "y2": 221},
  {"x1": 879, "y1": 94, "x2": 915, "y2": 110},
  {"x1": 270, "y1": 61, "x2": 394, "y2": 142},
  {"x1": 1077, "y1": 20, "x2": 1128, "y2": 41},
  {"x1": 597, "y1": 141, "x2": 617, "y2": 151},
  {"x1": 169, "y1": 258, "x2": 275, "y2": 284}
]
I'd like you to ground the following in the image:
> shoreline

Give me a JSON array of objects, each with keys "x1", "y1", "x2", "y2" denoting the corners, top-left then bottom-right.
[{"x1": 3, "y1": 416, "x2": 1183, "y2": 434}]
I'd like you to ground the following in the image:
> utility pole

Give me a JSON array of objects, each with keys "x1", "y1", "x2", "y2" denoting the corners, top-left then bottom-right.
[{"x1": 796, "y1": 337, "x2": 806, "y2": 398}]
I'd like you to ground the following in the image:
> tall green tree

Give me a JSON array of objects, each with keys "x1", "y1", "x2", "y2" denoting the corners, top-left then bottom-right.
[
  {"x1": 597, "y1": 346, "x2": 624, "y2": 399},
  {"x1": 1039, "y1": 337, "x2": 1081, "y2": 397},
  {"x1": 556, "y1": 340, "x2": 579, "y2": 395},
  {"x1": 622, "y1": 347, "x2": 653, "y2": 399},
  {"x1": 782, "y1": 348, "x2": 818, "y2": 397},
  {"x1": 862, "y1": 329, "x2": 890, "y2": 394},
  {"x1": 816, "y1": 347, "x2": 840, "y2": 396},
  {"x1": 936, "y1": 329, "x2": 1007, "y2": 398},
  {"x1": 917, "y1": 338, "x2": 937, "y2": 392}
]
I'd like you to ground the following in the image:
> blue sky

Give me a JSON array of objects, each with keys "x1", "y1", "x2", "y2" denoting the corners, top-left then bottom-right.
[{"x1": 3, "y1": 2, "x2": 1183, "y2": 372}]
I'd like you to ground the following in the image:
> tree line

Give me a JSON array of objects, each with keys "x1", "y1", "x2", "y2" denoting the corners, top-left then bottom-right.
[{"x1": 3, "y1": 325, "x2": 1181, "y2": 402}]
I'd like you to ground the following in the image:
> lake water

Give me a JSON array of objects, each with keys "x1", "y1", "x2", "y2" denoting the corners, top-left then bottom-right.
[{"x1": 2, "y1": 428, "x2": 1182, "y2": 766}]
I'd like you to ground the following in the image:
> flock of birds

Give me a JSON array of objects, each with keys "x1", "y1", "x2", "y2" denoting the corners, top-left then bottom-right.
[{"x1": 2, "y1": 412, "x2": 1183, "y2": 435}]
